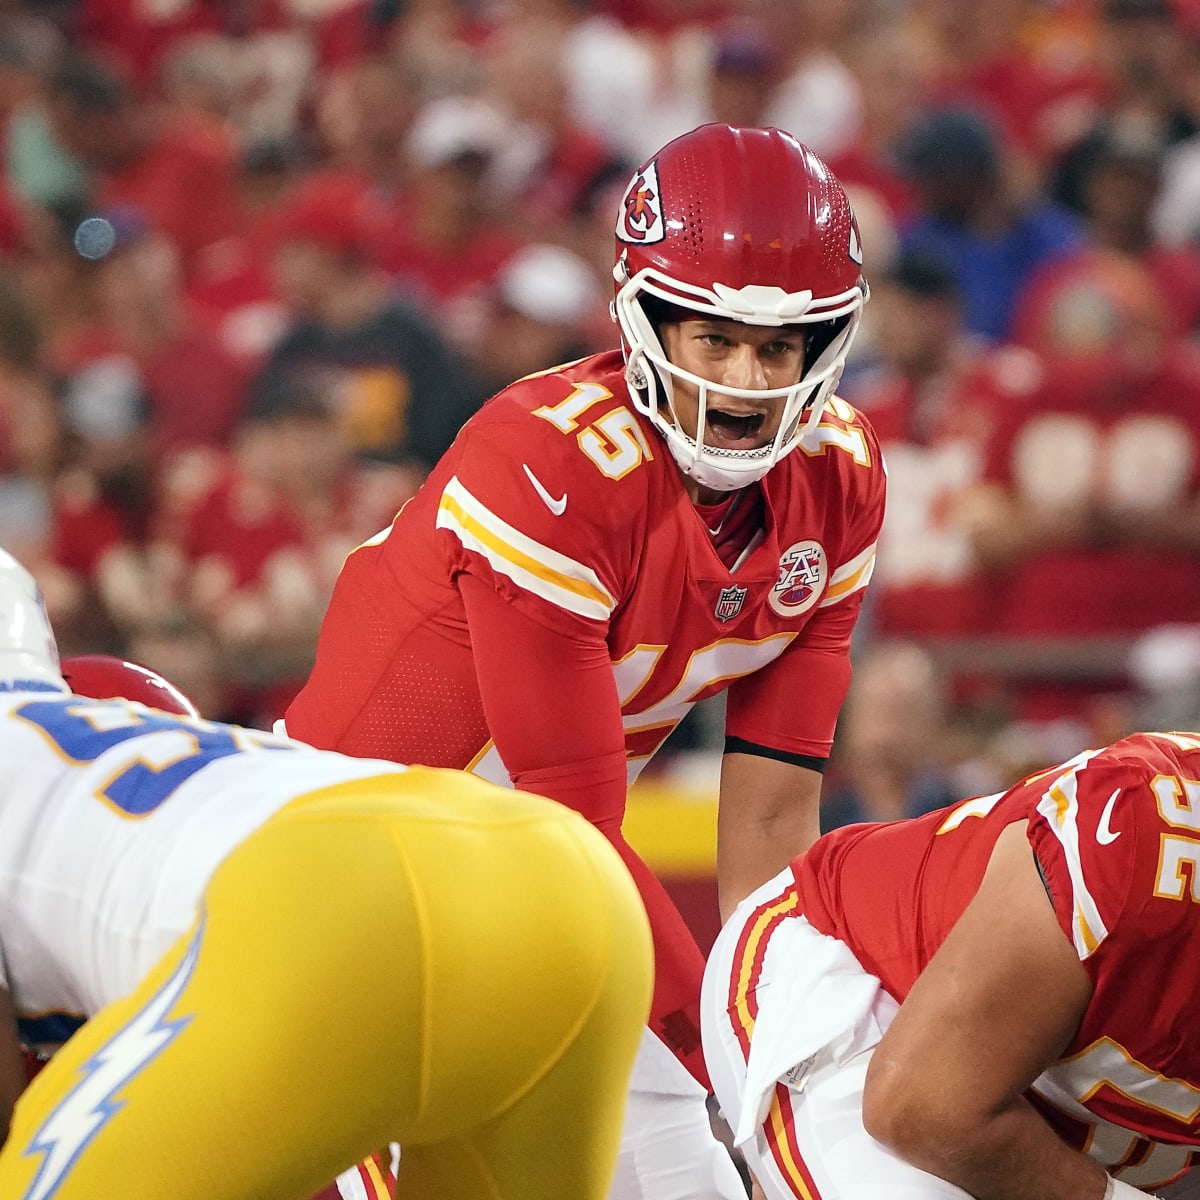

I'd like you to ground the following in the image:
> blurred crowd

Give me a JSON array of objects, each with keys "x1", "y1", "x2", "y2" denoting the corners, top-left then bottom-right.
[{"x1": 3, "y1": 0, "x2": 1200, "y2": 819}]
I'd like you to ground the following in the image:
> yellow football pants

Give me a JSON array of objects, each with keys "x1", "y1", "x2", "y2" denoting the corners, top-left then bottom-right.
[{"x1": 0, "y1": 767, "x2": 653, "y2": 1200}]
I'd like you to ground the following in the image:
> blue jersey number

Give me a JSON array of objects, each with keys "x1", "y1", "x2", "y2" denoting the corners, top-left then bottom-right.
[{"x1": 17, "y1": 698, "x2": 297, "y2": 816}]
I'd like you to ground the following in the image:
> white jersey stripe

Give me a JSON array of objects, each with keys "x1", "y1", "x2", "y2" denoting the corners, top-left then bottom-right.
[
  {"x1": 819, "y1": 540, "x2": 876, "y2": 608},
  {"x1": 1034, "y1": 752, "x2": 1108, "y2": 958},
  {"x1": 437, "y1": 476, "x2": 615, "y2": 622},
  {"x1": 332, "y1": 1163, "x2": 371, "y2": 1200}
]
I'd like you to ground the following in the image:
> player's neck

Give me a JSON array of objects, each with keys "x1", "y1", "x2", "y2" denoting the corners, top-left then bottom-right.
[{"x1": 691, "y1": 481, "x2": 765, "y2": 571}]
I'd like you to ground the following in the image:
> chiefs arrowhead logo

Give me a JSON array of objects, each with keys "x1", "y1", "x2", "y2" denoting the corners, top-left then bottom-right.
[
  {"x1": 616, "y1": 160, "x2": 665, "y2": 245},
  {"x1": 848, "y1": 216, "x2": 862, "y2": 266}
]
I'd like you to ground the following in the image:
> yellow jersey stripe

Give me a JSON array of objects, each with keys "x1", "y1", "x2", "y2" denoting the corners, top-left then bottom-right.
[
  {"x1": 818, "y1": 542, "x2": 876, "y2": 608},
  {"x1": 730, "y1": 889, "x2": 801, "y2": 1053},
  {"x1": 362, "y1": 1152, "x2": 392, "y2": 1199},
  {"x1": 437, "y1": 476, "x2": 615, "y2": 621},
  {"x1": 765, "y1": 1089, "x2": 821, "y2": 1200}
]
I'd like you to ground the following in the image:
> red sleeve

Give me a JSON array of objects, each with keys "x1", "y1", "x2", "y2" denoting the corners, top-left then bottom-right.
[
  {"x1": 1025, "y1": 758, "x2": 1141, "y2": 983},
  {"x1": 1019, "y1": 743, "x2": 1200, "y2": 1144},
  {"x1": 459, "y1": 570, "x2": 627, "y2": 827},
  {"x1": 461, "y1": 571, "x2": 712, "y2": 1089},
  {"x1": 723, "y1": 405, "x2": 885, "y2": 758},
  {"x1": 437, "y1": 395, "x2": 638, "y2": 641},
  {"x1": 724, "y1": 575, "x2": 862, "y2": 759}
]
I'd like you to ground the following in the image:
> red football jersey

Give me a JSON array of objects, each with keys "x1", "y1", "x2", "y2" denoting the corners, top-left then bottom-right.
[
  {"x1": 288, "y1": 349, "x2": 885, "y2": 776},
  {"x1": 287, "y1": 349, "x2": 885, "y2": 1086},
  {"x1": 792, "y1": 731, "x2": 1200, "y2": 1188}
]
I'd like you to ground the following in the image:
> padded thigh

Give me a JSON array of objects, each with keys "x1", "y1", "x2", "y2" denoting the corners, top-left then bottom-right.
[{"x1": 0, "y1": 768, "x2": 651, "y2": 1200}]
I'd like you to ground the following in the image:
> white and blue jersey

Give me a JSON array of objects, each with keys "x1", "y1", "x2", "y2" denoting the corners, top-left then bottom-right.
[{"x1": 0, "y1": 691, "x2": 407, "y2": 1028}]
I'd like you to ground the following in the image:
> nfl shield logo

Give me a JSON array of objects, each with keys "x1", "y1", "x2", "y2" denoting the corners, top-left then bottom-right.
[{"x1": 715, "y1": 585, "x2": 747, "y2": 622}]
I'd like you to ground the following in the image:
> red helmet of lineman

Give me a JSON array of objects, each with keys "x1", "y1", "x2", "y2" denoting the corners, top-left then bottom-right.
[
  {"x1": 612, "y1": 122, "x2": 868, "y2": 492},
  {"x1": 61, "y1": 654, "x2": 201, "y2": 717}
]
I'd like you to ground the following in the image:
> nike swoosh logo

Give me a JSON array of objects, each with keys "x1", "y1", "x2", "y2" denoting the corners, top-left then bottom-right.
[
  {"x1": 523, "y1": 463, "x2": 567, "y2": 516},
  {"x1": 1097, "y1": 788, "x2": 1122, "y2": 845}
]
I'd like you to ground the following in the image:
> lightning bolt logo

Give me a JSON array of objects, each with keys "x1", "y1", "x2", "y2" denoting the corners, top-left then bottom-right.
[{"x1": 20, "y1": 920, "x2": 203, "y2": 1199}]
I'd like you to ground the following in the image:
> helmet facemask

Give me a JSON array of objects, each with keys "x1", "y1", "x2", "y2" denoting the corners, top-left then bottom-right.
[{"x1": 614, "y1": 260, "x2": 867, "y2": 492}]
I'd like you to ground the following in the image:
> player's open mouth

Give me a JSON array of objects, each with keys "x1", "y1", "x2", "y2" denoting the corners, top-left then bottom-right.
[{"x1": 704, "y1": 407, "x2": 767, "y2": 450}]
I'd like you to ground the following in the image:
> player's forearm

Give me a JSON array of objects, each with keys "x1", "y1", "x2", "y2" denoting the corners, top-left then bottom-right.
[
  {"x1": 717, "y1": 751, "x2": 823, "y2": 919},
  {"x1": 875, "y1": 1095, "x2": 1109, "y2": 1200},
  {"x1": 716, "y1": 799, "x2": 819, "y2": 921}
]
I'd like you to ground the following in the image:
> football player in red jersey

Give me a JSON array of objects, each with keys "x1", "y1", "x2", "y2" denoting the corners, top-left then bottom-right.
[
  {"x1": 705, "y1": 730, "x2": 1200, "y2": 1200},
  {"x1": 285, "y1": 122, "x2": 884, "y2": 1197}
]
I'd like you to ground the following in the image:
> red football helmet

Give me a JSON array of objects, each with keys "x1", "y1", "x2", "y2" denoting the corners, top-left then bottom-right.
[
  {"x1": 61, "y1": 654, "x2": 201, "y2": 717},
  {"x1": 613, "y1": 123, "x2": 868, "y2": 490}
]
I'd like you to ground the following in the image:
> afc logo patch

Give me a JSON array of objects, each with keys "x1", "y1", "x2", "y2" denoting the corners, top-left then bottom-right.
[
  {"x1": 616, "y1": 159, "x2": 664, "y2": 244},
  {"x1": 715, "y1": 584, "x2": 747, "y2": 622},
  {"x1": 769, "y1": 540, "x2": 827, "y2": 618}
]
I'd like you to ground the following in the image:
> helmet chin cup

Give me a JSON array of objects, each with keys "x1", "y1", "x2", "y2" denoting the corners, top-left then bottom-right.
[{"x1": 662, "y1": 427, "x2": 776, "y2": 492}]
